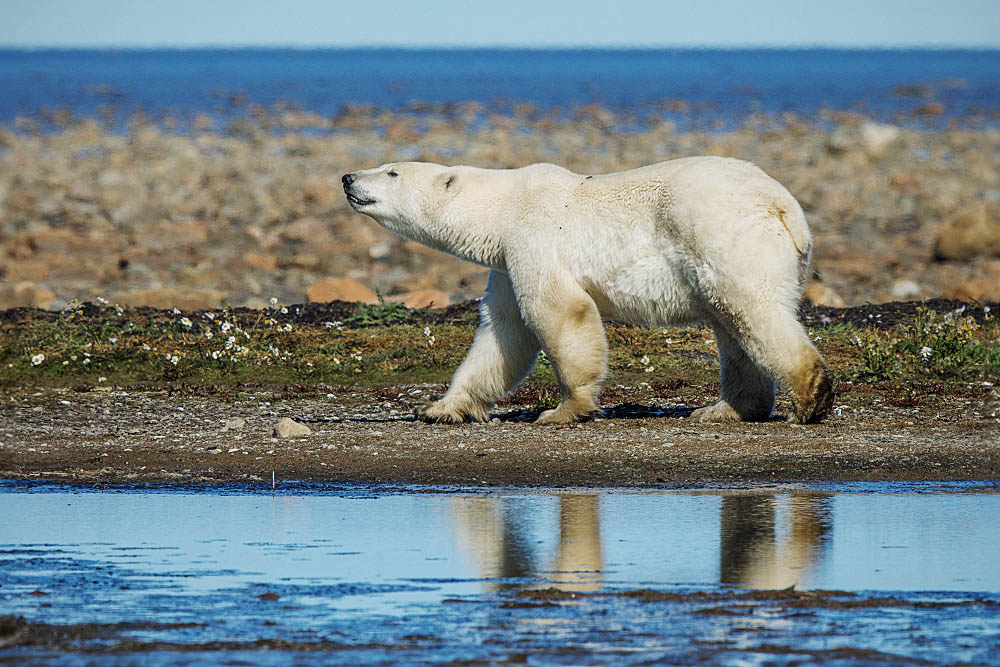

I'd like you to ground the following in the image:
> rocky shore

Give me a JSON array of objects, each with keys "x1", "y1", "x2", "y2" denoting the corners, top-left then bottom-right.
[{"x1": 1, "y1": 109, "x2": 999, "y2": 311}]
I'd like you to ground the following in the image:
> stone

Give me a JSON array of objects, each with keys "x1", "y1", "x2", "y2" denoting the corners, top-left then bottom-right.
[
  {"x1": 985, "y1": 389, "x2": 999, "y2": 420},
  {"x1": 0, "y1": 281, "x2": 56, "y2": 309},
  {"x1": 803, "y1": 284, "x2": 846, "y2": 308},
  {"x1": 933, "y1": 202, "x2": 1000, "y2": 261},
  {"x1": 386, "y1": 289, "x2": 451, "y2": 309},
  {"x1": 890, "y1": 279, "x2": 922, "y2": 300},
  {"x1": 222, "y1": 417, "x2": 246, "y2": 431},
  {"x1": 243, "y1": 251, "x2": 278, "y2": 272},
  {"x1": 859, "y1": 121, "x2": 901, "y2": 157},
  {"x1": 273, "y1": 417, "x2": 311, "y2": 438},
  {"x1": 114, "y1": 288, "x2": 225, "y2": 310},
  {"x1": 306, "y1": 277, "x2": 378, "y2": 304}
]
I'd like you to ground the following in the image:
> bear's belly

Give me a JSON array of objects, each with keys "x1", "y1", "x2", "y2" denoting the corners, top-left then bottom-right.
[{"x1": 580, "y1": 253, "x2": 703, "y2": 327}]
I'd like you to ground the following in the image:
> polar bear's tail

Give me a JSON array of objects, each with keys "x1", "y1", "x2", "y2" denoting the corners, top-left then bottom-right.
[{"x1": 766, "y1": 198, "x2": 813, "y2": 290}]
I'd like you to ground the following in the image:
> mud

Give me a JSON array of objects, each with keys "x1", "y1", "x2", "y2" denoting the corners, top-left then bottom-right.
[{"x1": 1, "y1": 381, "x2": 997, "y2": 485}]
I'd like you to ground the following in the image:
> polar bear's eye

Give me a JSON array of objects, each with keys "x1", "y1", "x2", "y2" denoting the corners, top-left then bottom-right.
[{"x1": 387, "y1": 170, "x2": 399, "y2": 178}]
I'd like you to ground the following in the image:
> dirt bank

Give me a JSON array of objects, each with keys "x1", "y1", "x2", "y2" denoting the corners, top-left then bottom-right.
[{"x1": 2, "y1": 382, "x2": 997, "y2": 486}]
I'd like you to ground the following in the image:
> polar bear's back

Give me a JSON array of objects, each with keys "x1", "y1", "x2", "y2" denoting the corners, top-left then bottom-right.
[{"x1": 589, "y1": 156, "x2": 810, "y2": 259}]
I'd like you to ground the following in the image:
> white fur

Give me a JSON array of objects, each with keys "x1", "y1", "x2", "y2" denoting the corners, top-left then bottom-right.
[{"x1": 344, "y1": 157, "x2": 832, "y2": 424}]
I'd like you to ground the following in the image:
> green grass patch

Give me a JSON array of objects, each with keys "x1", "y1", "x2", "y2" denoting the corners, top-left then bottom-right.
[{"x1": 2, "y1": 302, "x2": 997, "y2": 395}]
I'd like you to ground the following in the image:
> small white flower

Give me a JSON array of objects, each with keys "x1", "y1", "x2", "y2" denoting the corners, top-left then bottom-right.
[
  {"x1": 204, "y1": 331, "x2": 213, "y2": 339},
  {"x1": 644, "y1": 366, "x2": 654, "y2": 373},
  {"x1": 108, "y1": 337, "x2": 118, "y2": 344},
  {"x1": 172, "y1": 307, "x2": 181, "y2": 315},
  {"x1": 280, "y1": 307, "x2": 288, "y2": 314},
  {"x1": 332, "y1": 357, "x2": 341, "y2": 365},
  {"x1": 282, "y1": 323, "x2": 293, "y2": 332},
  {"x1": 83, "y1": 358, "x2": 90, "y2": 365},
  {"x1": 423, "y1": 326, "x2": 431, "y2": 336},
  {"x1": 142, "y1": 343, "x2": 151, "y2": 351},
  {"x1": 98, "y1": 376, "x2": 106, "y2": 383},
  {"x1": 180, "y1": 317, "x2": 192, "y2": 328},
  {"x1": 31, "y1": 353, "x2": 45, "y2": 366},
  {"x1": 640, "y1": 355, "x2": 650, "y2": 365},
  {"x1": 427, "y1": 336, "x2": 436, "y2": 346},
  {"x1": 270, "y1": 297, "x2": 278, "y2": 306},
  {"x1": 97, "y1": 296, "x2": 108, "y2": 305},
  {"x1": 221, "y1": 322, "x2": 232, "y2": 332},
  {"x1": 211, "y1": 350, "x2": 221, "y2": 360},
  {"x1": 920, "y1": 346, "x2": 932, "y2": 360},
  {"x1": 169, "y1": 355, "x2": 179, "y2": 366}
]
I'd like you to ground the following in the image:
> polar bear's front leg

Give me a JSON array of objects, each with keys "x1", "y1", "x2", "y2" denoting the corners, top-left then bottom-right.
[
  {"x1": 417, "y1": 270, "x2": 540, "y2": 423},
  {"x1": 511, "y1": 266, "x2": 608, "y2": 425}
]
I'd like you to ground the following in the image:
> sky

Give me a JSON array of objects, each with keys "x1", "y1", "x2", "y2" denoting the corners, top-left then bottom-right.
[{"x1": 2, "y1": 0, "x2": 999, "y2": 49}]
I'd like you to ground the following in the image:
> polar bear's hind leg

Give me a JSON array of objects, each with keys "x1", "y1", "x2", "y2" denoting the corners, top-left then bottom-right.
[{"x1": 690, "y1": 324, "x2": 776, "y2": 422}]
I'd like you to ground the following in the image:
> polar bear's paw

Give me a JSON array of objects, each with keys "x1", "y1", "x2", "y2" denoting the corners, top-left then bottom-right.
[
  {"x1": 416, "y1": 400, "x2": 488, "y2": 424},
  {"x1": 689, "y1": 401, "x2": 742, "y2": 423},
  {"x1": 534, "y1": 402, "x2": 599, "y2": 425}
]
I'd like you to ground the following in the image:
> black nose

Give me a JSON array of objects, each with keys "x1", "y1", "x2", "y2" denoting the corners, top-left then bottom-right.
[{"x1": 342, "y1": 173, "x2": 354, "y2": 187}]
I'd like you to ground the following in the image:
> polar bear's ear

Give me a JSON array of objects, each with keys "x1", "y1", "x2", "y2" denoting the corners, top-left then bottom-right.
[{"x1": 434, "y1": 172, "x2": 460, "y2": 194}]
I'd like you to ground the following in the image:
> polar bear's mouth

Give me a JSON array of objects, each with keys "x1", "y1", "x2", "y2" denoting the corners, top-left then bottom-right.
[{"x1": 346, "y1": 192, "x2": 377, "y2": 207}]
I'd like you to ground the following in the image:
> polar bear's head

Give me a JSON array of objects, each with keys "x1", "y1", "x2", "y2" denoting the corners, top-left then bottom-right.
[{"x1": 341, "y1": 162, "x2": 463, "y2": 244}]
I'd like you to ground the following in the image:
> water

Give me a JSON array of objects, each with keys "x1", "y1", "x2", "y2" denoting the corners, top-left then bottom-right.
[
  {"x1": 2, "y1": 48, "x2": 999, "y2": 130},
  {"x1": 2, "y1": 481, "x2": 999, "y2": 664}
]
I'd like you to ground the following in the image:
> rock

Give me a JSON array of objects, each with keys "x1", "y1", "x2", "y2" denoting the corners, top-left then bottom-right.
[
  {"x1": 114, "y1": 288, "x2": 225, "y2": 310},
  {"x1": 890, "y1": 279, "x2": 922, "y2": 300},
  {"x1": 859, "y1": 121, "x2": 901, "y2": 157},
  {"x1": 306, "y1": 277, "x2": 378, "y2": 304},
  {"x1": 803, "y1": 284, "x2": 846, "y2": 308},
  {"x1": 222, "y1": 417, "x2": 246, "y2": 431},
  {"x1": 368, "y1": 242, "x2": 392, "y2": 259},
  {"x1": 825, "y1": 124, "x2": 856, "y2": 154},
  {"x1": 933, "y1": 202, "x2": 1000, "y2": 261},
  {"x1": 386, "y1": 289, "x2": 451, "y2": 309},
  {"x1": 0, "y1": 281, "x2": 56, "y2": 309},
  {"x1": 243, "y1": 251, "x2": 278, "y2": 272},
  {"x1": 985, "y1": 389, "x2": 1000, "y2": 421},
  {"x1": 274, "y1": 417, "x2": 311, "y2": 438}
]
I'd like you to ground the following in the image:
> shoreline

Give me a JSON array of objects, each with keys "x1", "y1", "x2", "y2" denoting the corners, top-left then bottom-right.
[{"x1": 3, "y1": 388, "x2": 997, "y2": 486}]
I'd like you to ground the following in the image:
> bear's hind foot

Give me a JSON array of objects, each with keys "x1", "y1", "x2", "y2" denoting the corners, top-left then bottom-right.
[
  {"x1": 788, "y1": 359, "x2": 835, "y2": 424},
  {"x1": 689, "y1": 401, "x2": 743, "y2": 423},
  {"x1": 534, "y1": 398, "x2": 600, "y2": 425},
  {"x1": 416, "y1": 400, "x2": 489, "y2": 424}
]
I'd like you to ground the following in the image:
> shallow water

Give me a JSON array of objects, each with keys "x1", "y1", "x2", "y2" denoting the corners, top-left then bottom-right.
[{"x1": 2, "y1": 481, "x2": 999, "y2": 664}]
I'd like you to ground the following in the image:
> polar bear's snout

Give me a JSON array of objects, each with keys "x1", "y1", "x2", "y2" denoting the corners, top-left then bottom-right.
[{"x1": 342, "y1": 172, "x2": 376, "y2": 208}]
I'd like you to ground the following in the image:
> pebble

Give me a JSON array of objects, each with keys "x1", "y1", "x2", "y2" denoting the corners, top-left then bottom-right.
[
  {"x1": 222, "y1": 417, "x2": 246, "y2": 431},
  {"x1": 273, "y1": 417, "x2": 312, "y2": 438}
]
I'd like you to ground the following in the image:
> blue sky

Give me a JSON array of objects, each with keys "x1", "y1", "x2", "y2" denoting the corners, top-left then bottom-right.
[{"x1": 3, "y1": 0, "x2": 998, "y2": 48}]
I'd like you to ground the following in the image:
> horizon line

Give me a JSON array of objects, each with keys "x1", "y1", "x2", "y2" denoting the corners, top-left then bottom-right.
[{"x1": 2, "y1": 42, "x2": 999, "y2": 51}]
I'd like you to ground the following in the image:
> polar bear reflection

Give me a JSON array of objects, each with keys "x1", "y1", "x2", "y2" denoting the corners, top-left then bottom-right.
[{"x1": 450, "y1": 492, "x2": 830, "y2": 591}]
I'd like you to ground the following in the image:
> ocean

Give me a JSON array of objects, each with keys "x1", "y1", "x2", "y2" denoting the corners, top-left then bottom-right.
[{"x1": 1, "y1": 48, "x2": 998, "y2": 130}]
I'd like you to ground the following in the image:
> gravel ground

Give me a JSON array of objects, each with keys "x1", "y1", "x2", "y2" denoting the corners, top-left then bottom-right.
[{"x1": 2, "y1": 384, "x2": 997, "y2": 485}]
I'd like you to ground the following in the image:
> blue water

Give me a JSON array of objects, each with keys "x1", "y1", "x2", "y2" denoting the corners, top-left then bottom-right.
[
  {"x1": 2, "y1": 48, "x2": 999, "y2": 130},
  {"x1": 2, "y1": 482, "x2": 1000, "y2": 664}
]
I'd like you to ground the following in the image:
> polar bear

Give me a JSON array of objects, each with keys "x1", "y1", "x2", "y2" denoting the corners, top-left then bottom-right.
[{"x1": 342, "y1": 158, "x2": 833, "y2": 424}]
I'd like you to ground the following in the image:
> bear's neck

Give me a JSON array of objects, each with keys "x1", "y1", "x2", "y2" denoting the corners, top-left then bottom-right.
[{"x1": 413, "y1": 209, "x2": 505, "y2": 269}]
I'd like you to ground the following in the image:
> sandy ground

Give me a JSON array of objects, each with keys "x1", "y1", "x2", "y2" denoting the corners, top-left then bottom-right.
[{"x1": 2, "y1": 385, "x2": 997, "y2": 485}]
